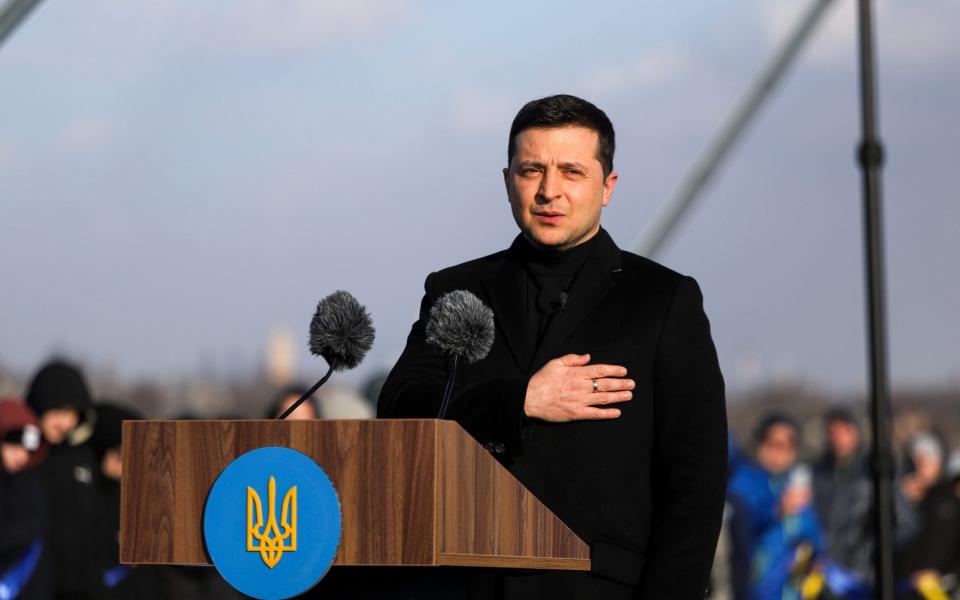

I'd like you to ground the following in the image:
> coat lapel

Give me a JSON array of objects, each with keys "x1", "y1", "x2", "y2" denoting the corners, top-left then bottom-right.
[
  {"x1": 530, "y1": 230, "x2": 622, "y2": 370},
  {"x1": 481, "y1": 250, "x2": 534, "y2": 373}
]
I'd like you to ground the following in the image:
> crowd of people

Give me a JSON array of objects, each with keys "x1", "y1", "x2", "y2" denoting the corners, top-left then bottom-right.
[
  {"x1": 714, "y1": 408, "x2": 960, "y2": 599},
  {"x1": 3, "y1": 357, "x2": 959, "y2": 599}
]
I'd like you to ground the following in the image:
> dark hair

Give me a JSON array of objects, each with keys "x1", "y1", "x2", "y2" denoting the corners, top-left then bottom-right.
[
  {"x1": 752, "y1": 412, "x2": 800, "y2": 447},
  {"x1": 507, "y1": 94, "x2": 615, "y2": 177},
  {"x1": 824, "y1": 406, "x2": 858, "y2": 427}
]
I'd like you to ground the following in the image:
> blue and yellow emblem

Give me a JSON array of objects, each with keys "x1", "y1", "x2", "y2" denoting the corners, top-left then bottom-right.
[
  {"x1": 247, "y1": 475, "x2": 297, "y2": 568},
  {"x1": 204, "y1": 447, "x2": 341, "y2": 600}
]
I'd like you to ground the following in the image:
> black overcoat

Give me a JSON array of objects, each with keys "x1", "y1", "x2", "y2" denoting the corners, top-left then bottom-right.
[{"x1": 378, "y1": 229, "x2": 727, "y2": 599}]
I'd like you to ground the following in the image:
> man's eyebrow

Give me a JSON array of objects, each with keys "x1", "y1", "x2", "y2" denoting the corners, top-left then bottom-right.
[{"x1": 516, "y1": 160, "x2": 588, "y2": 169}]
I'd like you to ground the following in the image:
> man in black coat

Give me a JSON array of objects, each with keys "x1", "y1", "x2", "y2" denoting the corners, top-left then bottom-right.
[{"x1": 378, "y1": 94, "x2": 727, "y2": 599}]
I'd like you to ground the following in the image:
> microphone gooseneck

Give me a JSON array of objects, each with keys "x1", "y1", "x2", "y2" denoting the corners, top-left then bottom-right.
[
  {"x1": 277, "y1": 366, "x2": 332, "y2": 420},
  {"x1": 437, "y1": 354, "x2": 459, "y2": 420},
  {"x1": 277, "y1": 290, "x2": 375, "y2": 420},
  {"x1": 425, "y1": 290, "x2": 495, "y2": 419},
  {"x1": 555, "y1": 290, "x2": 568, "y2": 313}
]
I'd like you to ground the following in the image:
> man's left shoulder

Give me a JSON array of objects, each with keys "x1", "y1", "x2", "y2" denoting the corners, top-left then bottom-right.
[{"x1": 615, "y1": 249, "x2": 700, "y2": 296}]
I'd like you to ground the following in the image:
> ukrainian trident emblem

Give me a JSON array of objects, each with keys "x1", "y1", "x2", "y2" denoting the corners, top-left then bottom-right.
[{"x1": 247, "y1": 476, "x2": 297, "y2": 568}]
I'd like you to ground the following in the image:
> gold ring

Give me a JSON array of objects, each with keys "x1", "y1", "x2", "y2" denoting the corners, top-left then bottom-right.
[{"x1": 592, "y1": 380, "x2": 599, "y2": 393}]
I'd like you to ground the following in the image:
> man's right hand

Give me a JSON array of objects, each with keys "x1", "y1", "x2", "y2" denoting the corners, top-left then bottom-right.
[
  {"x1": 780, "y1": 486, "x2": 812, "y2": 516},
  {"x1": 523, "y1": 353, "x2": 634, "y2": 422}
]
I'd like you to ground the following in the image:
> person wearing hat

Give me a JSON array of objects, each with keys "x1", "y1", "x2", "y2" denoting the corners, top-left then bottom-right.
[
  {"x1": 0, "y1": 398, "x2": 52, "y2": 600},
  {"x1": 24, "y1": 360, "x2": 102, "y2": 600}
]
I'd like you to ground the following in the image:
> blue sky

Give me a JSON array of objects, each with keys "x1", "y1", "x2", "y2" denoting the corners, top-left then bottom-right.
[{"x1": 1, "y1": 1, "x2": 958, "y2": 393}]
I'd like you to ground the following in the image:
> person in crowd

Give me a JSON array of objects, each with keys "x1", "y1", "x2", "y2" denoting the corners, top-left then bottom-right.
[
  {"x1": 264, "y1": 385, "x2": 318, "y2": 420},
  {"x1": 901, "y1": 431, "x2": 947, "y2": 506},
  {"x1": 25, "y1": 360, "x2": 102, "y2": 600},
  {"x1": 87, "y1": 401, "x2": 165, "y2": 600},
  {"x1": 265, "y1": 384, "x2": 374, "y2": 420},
  {"x1": 0, "y1": 398, "x2": 50, "y2": 600},
  {"x1": 811, "y1": 408, "x2": 873, "y2": 592},
  {"x1": 728, "y1": 413, "x2": 823, "y2": 600},
  {"x1": 897, "y1": 450, "x2": 960, "y2": 599},
  {"x1": 808, "y1": 407, "x2": 923, "y2": 598}
]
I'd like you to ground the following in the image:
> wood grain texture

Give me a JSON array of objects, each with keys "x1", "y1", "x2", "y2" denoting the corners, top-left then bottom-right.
[
  {"x1": 435, "y1": 420, "x2": 590, "y2": 570},
  {"x1": 120, "y1": 419, "x2": 589, "y2": 570}
]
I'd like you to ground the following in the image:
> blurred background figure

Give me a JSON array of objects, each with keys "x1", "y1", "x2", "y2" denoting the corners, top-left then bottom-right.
[
  {"x1": 315, "y1": 384, "x2": 374, "y2": 420},
  {"x1": 86, "y1": 401, "x2": 164, "y2": 600},
  {"x1": 896, "y1": 450, "x2": 960, "y2": 599},
  {"x1": 0, "y1": 398, "x2": 50, "y2": 600},
  {"x1": 728, "y1": 413, "x2": 822, "y2": 600},
  {"x1": 263, "y1": 385, "x2": 318, "y2": 420},
  {"x1": 901, "y1": 432, "x2": 947, "y2": 506},
  {"x1": 263, "y1": 384, "x2": 374, "y2": 420},
  {"x1": 811, "y1": 408, "x2": 873, "y2": 593},
  {"x1": 24, "y1": 360, "x2": 102, "y2": 600}
]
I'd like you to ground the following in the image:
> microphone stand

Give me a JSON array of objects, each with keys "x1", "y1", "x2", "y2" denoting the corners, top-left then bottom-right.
[
  {"x1": 277, "y1": 365, "x2": 333, "y2": 420},
  {"x1": 437, "y1": 354, "x2": 459, "y2": 419},
  {"x1": 856, "y1": 1, "x2": 894, "y2": 598}
]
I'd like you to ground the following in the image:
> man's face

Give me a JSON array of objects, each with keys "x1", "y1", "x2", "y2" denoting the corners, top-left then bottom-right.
[
  {"x1": 504, "y1": 126, "x2": 617, "y2": 251},
  {"x1": 827, "y1": 420, "x2": 859, "y2": 461},
  {"x1": 757, "y1": 424, "x2": 798, "y2": 475},
  {"x1": 40, "y1": 408, "x2": 79, "y2": 445}
]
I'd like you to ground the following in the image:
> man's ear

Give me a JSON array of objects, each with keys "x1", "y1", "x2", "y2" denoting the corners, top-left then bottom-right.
[
  {"x1": 601, "y1": 171, "x2": 618, "y2": 207},
  {"x1": 502, "y1": 167, "x2": 511, "y2": 201}
]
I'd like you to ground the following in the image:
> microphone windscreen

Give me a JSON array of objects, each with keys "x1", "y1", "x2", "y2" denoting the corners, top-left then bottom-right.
[
  {"x1": 309, "y1": 290, "x2": 375, "y2": 371},
  {"x1": 425, "y1": 290, "x2": 495, "y2": 364}
]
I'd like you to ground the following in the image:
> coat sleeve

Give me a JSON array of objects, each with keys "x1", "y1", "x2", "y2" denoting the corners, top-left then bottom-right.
[
  {"x1": 376, "y1": 272, "x2": 528, "y2": 448},
  {"x1": 637, "y1": 276, "x2": 728, "y2": 599}
]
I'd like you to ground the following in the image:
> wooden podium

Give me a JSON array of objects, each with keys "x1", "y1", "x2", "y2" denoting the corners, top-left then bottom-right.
[{"x1": 120, "y1": 419, "x2": 590, "y2": 571}]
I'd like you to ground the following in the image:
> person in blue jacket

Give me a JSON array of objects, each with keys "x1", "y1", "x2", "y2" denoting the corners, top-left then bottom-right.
[{"x1": 728, "y1": 413, "x2": 823, "y2": 600}]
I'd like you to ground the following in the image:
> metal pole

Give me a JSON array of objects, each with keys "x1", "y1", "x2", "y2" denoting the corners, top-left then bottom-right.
[
  {"x1": 855, "y1": 1, "x2": 895, "y2": 598},
  {"x1": 633, "y1": 0, "x2": 835, "y2": 258},
  {"x1": 0, "y1": 0, "x2": 44, "y2": 50}
]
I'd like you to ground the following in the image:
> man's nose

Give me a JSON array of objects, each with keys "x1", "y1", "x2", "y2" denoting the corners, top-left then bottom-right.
[{"x1": 537, "y1": 169, "x2": 562, "y2": 203}]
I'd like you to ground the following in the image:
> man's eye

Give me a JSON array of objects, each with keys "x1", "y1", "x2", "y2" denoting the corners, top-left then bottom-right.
[
  {"x1": 564, "y1": 169, "x2": 584, "y2": 177},
  {"x1": 521, "y1": 168, "x2": 539, "y2": 175}
]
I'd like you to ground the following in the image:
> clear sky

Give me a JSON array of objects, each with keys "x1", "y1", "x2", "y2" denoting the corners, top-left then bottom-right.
[{"x1": 1, "y1": 0, "x2": 958, "y2": 393}]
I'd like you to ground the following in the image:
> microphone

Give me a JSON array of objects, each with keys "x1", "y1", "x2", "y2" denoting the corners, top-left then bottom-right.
[
  {"x1": 425, "y1": 290, "x2": 495, "y2": 419},
  {"x1": 553, "y1": 290, "x2": 568, "y2": 314},
  {"x1": 278, "y1": 290, "x2": 375, "y2": 420}
]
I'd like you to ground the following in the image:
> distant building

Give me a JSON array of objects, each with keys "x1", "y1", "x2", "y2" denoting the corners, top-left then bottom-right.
[{"x1": 265, "y1": 326, "x2": 297, "y2": 386}]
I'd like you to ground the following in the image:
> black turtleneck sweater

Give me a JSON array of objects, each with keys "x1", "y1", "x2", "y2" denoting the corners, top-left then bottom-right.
[{"x1": 510, "y1": 232, "x2": 602, "y2": 364}]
